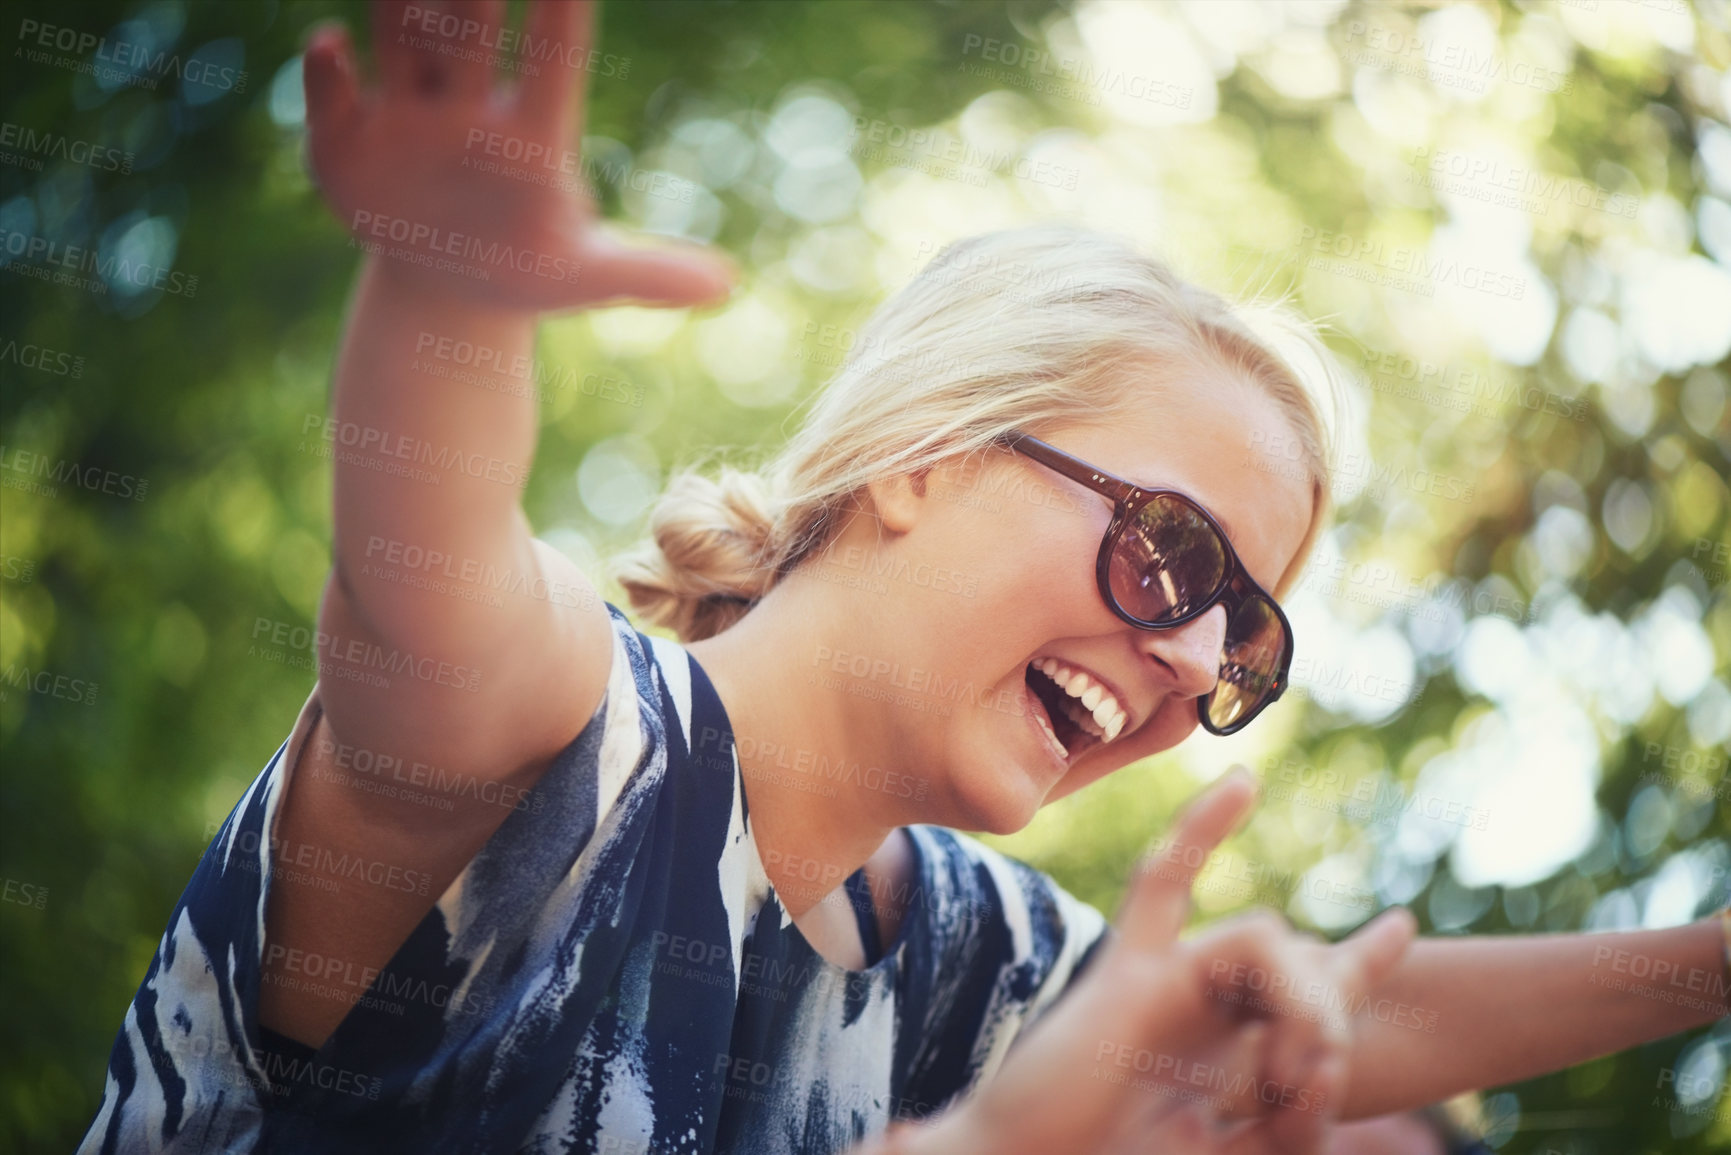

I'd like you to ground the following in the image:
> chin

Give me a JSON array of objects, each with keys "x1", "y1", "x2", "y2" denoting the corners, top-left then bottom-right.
[{"x1": 945, "y1": 758, "x2": 1048, "y2": 836}]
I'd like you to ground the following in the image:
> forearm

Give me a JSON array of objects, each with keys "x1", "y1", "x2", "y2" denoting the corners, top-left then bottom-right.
[
  {"x1": 1341, "y1": 915, "x2": 1728, "y2": 1118},
  {"x1": 313, "y1": 255, "x2": 603, "y2": 776},
  {"x1": 326, "y1": 255, "x2": 543, "y2": 650}
]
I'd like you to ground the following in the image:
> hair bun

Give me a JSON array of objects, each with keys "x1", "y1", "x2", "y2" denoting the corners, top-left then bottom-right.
[{"x1": 615, "y1": 467, "x2": 780, "y2": 642}]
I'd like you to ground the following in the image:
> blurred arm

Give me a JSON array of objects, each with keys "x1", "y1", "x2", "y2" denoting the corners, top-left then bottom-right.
[
  {"x1": 315, "y1": 255, "x2": 612, "y2": 783},
  {"x1": 1340, "y1": 915, "x2": 1727, "y2": 1119}
]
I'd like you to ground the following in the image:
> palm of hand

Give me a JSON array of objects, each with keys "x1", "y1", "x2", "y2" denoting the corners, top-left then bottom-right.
[
  {"x1": 302, "y1": 0, "x2": 733, "y2": 311},
  {"x1": 316, "y1": 89, "x2": 586, "y2": 265}
]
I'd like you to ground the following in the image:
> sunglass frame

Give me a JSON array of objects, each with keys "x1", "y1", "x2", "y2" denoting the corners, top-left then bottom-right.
[{"x1": 1002, "y1": 431, "x2": 1296, "y2": 735}]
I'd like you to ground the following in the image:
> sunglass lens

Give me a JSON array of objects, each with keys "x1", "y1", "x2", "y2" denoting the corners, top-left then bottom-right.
[
  {"x1": 1107, "y1": 496, "x2": 1228, "y2": 622},
  {"x1": 1207, "y1": 595, "x2": 1287, "y2": 732}
]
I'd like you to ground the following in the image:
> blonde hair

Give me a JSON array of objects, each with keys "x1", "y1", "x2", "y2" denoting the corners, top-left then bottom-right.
[{"x1": 616, "y1": 223, "x2": 1349, "y2": 643}]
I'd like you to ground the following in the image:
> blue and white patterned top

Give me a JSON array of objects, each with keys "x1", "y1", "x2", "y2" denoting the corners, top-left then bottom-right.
[{"x1": 80, "y1": 604, "x2": 1109, "y2": 1154}]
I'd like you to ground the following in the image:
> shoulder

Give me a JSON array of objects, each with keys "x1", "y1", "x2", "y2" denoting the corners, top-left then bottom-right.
[{"x1": 446, "y1": 603, "x2": 711, "y2": 894}]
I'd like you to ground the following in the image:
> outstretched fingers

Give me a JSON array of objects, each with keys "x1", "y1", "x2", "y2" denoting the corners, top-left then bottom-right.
[
  {"x1": 373, "y1": 0, "x2": 504, "y2": 100},
  {"x1": 434, "y1": 0, "x2": 505, "y2": 98},
  {"x1": 518, "y1": 0, "x2": 595, "y2": 137},
  {"x1": 303, "y1": 23, "x2": 362, "y2": 179},
  {"x1": 370, "y1": 0, "x2": 423, "y2": 92},
  {"x1": 1117, "y1": 767, "x2": 1258, "y2": 956}
]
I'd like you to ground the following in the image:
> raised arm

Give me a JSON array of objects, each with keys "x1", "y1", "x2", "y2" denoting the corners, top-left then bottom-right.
[
  {"x1": 260, "y1": 0, "x2": 734, "y2": 1047},
  {"x1": 306, "y1": 0, "x2": 732, "y2": 778},
  {"x1": 1340, "y1": 914, "x2": 1728, "y2": 1119}
]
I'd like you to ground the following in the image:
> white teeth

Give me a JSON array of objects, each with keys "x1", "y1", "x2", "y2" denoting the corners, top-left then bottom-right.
[
  {"x1": 1030, "y1": 658, "x2": 1130, "y2": 746},
  {"x1": 1033, "y1": 704, "x2": 1068, "y2": 756},
  {"x1": 1065, "y1": 697, "x2": 1104, "y2": 737}
]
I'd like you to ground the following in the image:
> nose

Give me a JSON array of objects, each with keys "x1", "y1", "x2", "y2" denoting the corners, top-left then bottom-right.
[{"x1": 1138, "y1": 604, "x2": 1227, "y2": 701}]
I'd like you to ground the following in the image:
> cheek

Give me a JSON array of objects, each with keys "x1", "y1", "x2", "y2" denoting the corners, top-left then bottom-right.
[
  {"x1": 909, "y1": 476, "x2": 1116, "y2": 664},
  {"x1": 1112, "y1": 698, "x2": 1201, "y2": 772},
  {"x1": 1144, "y1": 697, "x2": 1201, "y2": 750},
  {"x1": 981, "y1": 508, "x2": 1112, "y2": 615}
]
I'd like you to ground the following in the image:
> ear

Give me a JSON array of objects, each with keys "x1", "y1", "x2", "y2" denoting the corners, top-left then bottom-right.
[{"x1": 861, "y1": 468, "x2": 931, "y2": 535}]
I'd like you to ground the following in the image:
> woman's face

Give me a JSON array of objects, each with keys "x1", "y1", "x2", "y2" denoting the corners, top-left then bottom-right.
[{"x1": 852, "y1": 372, "x2": 1315, "y2": 834}]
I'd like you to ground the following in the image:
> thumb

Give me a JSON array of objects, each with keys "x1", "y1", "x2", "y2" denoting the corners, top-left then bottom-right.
[
  {"x1": 1117, "y1": 766, "x2": 1258, "y2": 954},
  {"x1": 572, "y1": 227, "x2": 739, "y2": 310},
  {"x1": 1335, "y1": 906, "x2": 1418, "y2": 992}
]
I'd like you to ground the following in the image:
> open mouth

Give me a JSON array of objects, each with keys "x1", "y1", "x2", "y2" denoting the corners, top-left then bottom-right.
[{"x1": 1024, "y1": 658, "x2": 1129, "y2": 761}]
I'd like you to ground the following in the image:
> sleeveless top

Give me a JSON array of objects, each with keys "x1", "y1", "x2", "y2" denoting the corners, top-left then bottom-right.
[{"x1": 79, "y1": 604, "x2": 1110, "y2": 1154}]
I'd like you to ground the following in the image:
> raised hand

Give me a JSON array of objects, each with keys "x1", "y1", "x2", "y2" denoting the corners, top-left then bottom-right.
[
  {"x1": 301, "y1": 0, "x2": 735, "y2": 311},
  {"x1": 897, "y1": 768, "x2": 1415, "y2": 1155}
]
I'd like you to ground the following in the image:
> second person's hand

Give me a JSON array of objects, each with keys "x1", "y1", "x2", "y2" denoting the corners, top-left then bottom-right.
[{"x1": 893, "y1": 768, "x2": 1415, "y2": 1155}]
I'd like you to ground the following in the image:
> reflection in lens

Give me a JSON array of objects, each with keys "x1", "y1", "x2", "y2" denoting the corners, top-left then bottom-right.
[
  {"x1": 1107, "y1": 496, "x2": 1225, "y2": 622},
  {"x1": 1208, "y1": 596, "x2": 1286, "y2": 732}
]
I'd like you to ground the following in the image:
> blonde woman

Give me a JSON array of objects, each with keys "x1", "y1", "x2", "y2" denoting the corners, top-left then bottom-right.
[{"x1": 80, "y1": 2, "x2": 1729, "y2": 1153}]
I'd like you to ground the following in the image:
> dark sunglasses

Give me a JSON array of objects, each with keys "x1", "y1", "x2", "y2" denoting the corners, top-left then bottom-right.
[{"x1": 1002, "y1": 432, "x2": 1295, "y2": 735}]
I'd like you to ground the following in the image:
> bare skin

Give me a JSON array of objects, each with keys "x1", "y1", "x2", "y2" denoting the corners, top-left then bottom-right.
[
  {"x1": 686, "y1": 397, "x2": 1312, "y2": 956},
  {"x1": 258, "y1": 2, "x2": 1730, "y2": 1152},
  {"x1": 1323, "y1": 1113, "x2": 1446, "y2": 1155}
]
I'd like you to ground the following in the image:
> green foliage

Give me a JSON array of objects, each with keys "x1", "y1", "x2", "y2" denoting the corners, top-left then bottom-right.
[{"x1": 2, "y1": 1, "x2": 1727, "y2": 1152}]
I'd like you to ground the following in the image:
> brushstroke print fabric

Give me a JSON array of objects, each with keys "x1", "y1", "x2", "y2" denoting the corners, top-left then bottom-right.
[{"x1": 81, "y1": 605, "x2": 1108, "y2": 1154}]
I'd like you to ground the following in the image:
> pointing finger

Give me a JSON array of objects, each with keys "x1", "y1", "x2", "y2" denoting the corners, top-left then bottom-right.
[{"x1": 1117, "y1": 767, "x2": 1257, "y2": 954}]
